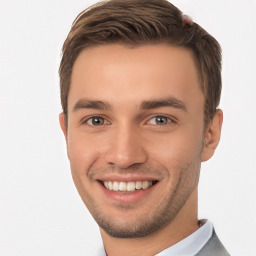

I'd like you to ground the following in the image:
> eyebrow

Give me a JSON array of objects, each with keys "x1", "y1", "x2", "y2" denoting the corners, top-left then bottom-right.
[
  {"x1": 140, "y1": 97, "x2": 187, "y2": 111},
  {"x1": 73, "y1": 99, "x2": 112, "y2": 112},
  {"x1": 72, "y1": 97, "x2": 187, "y2": 112}
]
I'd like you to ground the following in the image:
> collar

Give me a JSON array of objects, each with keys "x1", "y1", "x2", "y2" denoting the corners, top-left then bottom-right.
[
  {"x1": 94, "y1": 220, "x2": 213, "y2": 256},
  {"x1": 155, "y1": 220, "x2": 213, "y2": 256}
]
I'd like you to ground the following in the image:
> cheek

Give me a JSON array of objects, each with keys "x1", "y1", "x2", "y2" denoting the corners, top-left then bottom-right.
[
  {"x1": 67, "y1": 132, "x2": 99, "y2": 175},
  {"x1": 148, "y1": 126, "x2": 204, "y2": 167},
  {"x1": 67, "y1": 133, "x2": 100, "y2": 202}
]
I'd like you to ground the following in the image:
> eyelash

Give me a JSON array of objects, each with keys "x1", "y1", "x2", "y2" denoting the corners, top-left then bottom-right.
[
  {"x1": 81, "y1": 115, "x2": 175, "y2": 127},
  {"x1": 81, "y1": 116, "x2": 110, "y2": 126},
  {"x1": 147, "y1": 115, "x2": 174, "y2": 126}
]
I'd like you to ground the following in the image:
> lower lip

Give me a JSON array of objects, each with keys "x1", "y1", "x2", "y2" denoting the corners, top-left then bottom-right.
[{"x1": 98, "y1": 182, "x2": 157, "y2": 204}]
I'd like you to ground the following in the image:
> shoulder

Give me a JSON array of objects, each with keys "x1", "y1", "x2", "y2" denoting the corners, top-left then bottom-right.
[{"x1": 196, "y1": 229, "x2": 230, "y2": 256}]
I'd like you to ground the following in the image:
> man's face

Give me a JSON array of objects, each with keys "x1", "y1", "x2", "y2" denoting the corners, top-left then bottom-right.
[{"x1": 61, "y1": 44, "x2": 206, "y2": 238}]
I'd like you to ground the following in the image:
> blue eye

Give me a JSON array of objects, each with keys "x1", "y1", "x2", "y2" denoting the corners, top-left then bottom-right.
[{"x1": 148, "y1": 116, "x2": 172, "y2": 125}]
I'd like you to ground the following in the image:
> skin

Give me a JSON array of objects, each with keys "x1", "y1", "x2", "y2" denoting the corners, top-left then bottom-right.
[{"x1": 59, "y1": 44, "x2": 223, "y2": 256}]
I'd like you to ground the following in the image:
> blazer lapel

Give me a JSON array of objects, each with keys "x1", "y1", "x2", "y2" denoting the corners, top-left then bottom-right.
[{"x1": 195, "y1": 229, "x2": 229, "y2": 256}]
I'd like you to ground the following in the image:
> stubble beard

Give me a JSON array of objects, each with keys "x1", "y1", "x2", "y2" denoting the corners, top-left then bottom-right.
[{"x1": 79, "y1": 160, "x2": 200, "y2": 239}]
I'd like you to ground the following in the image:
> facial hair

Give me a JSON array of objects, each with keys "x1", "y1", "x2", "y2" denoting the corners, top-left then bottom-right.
[{"x1": 76, "y1": 159, "x2": 201, "y2": 239}]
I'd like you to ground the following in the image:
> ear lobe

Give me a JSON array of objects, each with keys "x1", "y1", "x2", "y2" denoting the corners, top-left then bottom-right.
[
  {"x1": 59, "y1": 113, "x2": 67, "y2": 140},
  {"x1": 201, "y1": 109, "x2": 223, "y2": 162}
]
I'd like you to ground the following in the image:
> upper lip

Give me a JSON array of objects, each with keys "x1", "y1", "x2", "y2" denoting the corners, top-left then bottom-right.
[{"x1": 96, "y1": 174, "x2": 161, "y2": 182}]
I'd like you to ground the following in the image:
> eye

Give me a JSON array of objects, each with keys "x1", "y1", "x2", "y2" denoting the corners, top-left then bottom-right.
[
  {"x1": 147, "y1": 115, "x2": 172, "y2": 126},
  {"x1": 84, "y1": 116, "x2": 109, "y2": 126}
]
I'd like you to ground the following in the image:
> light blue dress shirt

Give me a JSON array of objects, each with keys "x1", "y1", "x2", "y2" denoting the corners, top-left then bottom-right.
[{"x1": 94, "y1": 220, "x2": 213, "y2": 256}]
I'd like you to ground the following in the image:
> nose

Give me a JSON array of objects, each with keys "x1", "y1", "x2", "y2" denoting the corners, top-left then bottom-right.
[{"x1": 104, "y1": 124, "x2": 147, "y2": 169}]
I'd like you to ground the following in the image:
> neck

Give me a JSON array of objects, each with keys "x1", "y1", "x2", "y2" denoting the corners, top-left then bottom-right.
[{"x1": 100, "y1": 189, "x2": 199, "y2": 256}]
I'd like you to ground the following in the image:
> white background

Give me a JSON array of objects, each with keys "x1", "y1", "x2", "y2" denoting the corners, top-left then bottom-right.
[{"x1": 0, "y1": 0, "x2": 255, "y2": 255}]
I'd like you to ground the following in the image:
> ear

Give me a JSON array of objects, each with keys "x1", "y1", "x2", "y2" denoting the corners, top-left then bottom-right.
[
  {"x1": 59, "y1": 113, "x2": 67, "y2": 141},
  {"x1": 201, "y1": 109, "x2": 223, "y2": 162}
]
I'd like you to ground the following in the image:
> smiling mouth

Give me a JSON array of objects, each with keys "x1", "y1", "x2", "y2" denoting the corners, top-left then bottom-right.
[{"x1": 100, "y1": 180, "x2": 158, "y2": 192}]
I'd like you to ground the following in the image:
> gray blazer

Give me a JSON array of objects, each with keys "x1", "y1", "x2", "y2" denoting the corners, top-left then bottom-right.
[{"x1": 196, "y1": 229, "x2": 230, "y2": 256}]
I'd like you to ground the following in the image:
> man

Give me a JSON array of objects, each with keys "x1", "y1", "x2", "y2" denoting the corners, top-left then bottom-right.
[{"x1": 59, "y1": 0, "x2": 229, "y2": 255}]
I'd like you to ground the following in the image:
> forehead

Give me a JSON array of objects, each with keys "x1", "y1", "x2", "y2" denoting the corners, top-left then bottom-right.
[{"x1": 69, "y1": 44, "x2": 203, "y2": 111}]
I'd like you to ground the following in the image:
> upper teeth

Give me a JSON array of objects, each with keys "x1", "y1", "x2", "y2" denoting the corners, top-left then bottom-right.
[{"x1": 103, "y1": 181, "x2": 153, "y2": 192}]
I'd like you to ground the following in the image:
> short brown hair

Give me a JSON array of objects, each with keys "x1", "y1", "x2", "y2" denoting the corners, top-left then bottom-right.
[{"x1": 59, "y1": 0, "x2": 222, "y2": 125}]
